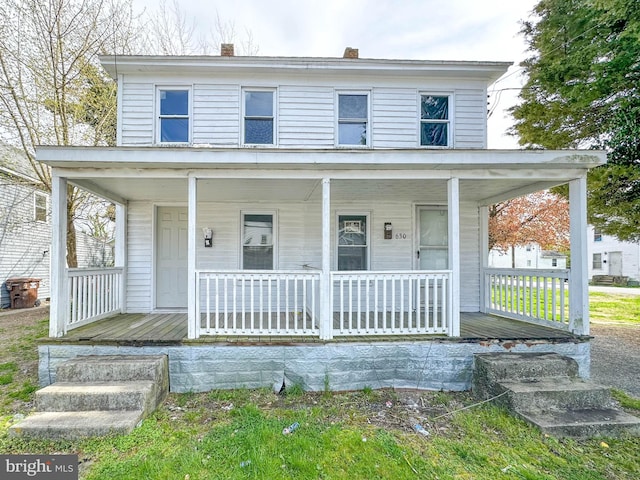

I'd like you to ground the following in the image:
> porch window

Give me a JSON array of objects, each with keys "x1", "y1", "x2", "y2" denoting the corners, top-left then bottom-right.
[
  {"x1": 592, "y1": 253, "x2": 603, "y2": 270},
  {"x1": 337, "y1": 214, "x2": 368, "y2": 270},
  {"x1": 157, "y1": 88, "x2": 190, "y2": 143},
  {"x1": 420, "y1": 94, "x2": 450, "y2": 147},
  {"x1": 34, "y1": 191, "x2": 47, "y2": 222},
  {"x1": 242, "y1": 213, "x2": 275, "y2": 269},
  {"x1": 552, "y1": 258, "x2": 558, "y2": 267},
  {"x1": 337, "y1": 93, "x2": 369, "y2": 146},
  {"x1": 243, "y1": 90, "x2": 275, "y2": 145}
]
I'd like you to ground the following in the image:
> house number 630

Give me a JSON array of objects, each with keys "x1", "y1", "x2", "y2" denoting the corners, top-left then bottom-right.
[{"x1": 395, "y1": 233, "x2": 407, "y2": 239}]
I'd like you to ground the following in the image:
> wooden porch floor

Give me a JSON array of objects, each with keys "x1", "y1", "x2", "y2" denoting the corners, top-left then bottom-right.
[{"x1": 46, "y1": 312, "x2": 582, "y2": 345}]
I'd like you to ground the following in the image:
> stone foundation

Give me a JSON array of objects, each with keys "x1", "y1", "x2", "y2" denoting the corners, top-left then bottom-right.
[{"x1": 39, "y1": 340, "x2": 590, "y2": 393}]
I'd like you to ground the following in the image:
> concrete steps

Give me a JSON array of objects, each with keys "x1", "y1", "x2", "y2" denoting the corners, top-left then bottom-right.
[
  {"x1": 473, "y1": 352, "x2": 640, "y2": 438},
  {"x1": 10, "y1": 355, "x2": 168, "y2": 440}
]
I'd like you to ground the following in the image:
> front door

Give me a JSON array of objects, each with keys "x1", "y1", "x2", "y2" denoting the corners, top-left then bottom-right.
[
  {"x1": 156, "y1": 206, "x2": 188, "y2": 309},
  {"x1": 609, "y1": 251, "x2": 623, "y2": 276},
  {"x1": 416, "y1": 206, "x2": 448, "y2": 270}
]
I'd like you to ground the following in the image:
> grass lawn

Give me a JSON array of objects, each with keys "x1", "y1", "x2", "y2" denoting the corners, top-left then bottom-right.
[
  {"x1": 589, "y1": 292, "x2": 640, "y2": 325},
  {"x1": 0, "y1": 302, "x2": 639, "y2": 479}
]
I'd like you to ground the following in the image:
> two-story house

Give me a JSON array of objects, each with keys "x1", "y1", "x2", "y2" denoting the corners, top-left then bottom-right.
[{"x1": 37, "y1": 47, "x2": 606, "y2": 393}]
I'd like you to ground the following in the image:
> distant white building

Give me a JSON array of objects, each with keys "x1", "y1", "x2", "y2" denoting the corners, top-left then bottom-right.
[
  {"x1": 587, "y1": 226, "x2": 640, "y2": 283},
  {"x1": 489, "y1": 244, "x2": 567, "y2": 270}
]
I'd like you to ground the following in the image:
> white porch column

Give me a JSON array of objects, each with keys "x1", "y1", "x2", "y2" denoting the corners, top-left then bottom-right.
[
  {"x1": 448, "y1": 177, "x2": 461, "y2": 337},
  {"x1": 569, "y1": 176, "x2": 589, "y2": 335},
  {"x1": 479, "y1": 205, "x2": 489, "y2": 313},
  {"x1": 320, "y1": 178, "x2": 332, "y2": 340},
  {"x1": 187, "y1": 176, "x2": 198, "y2": 339},
  {"x1": 115, "y1": 202, "x2": 127, "y2": 313},
  {"x1": 50, "y1": 174, "x2": 68, "y2": 337}
]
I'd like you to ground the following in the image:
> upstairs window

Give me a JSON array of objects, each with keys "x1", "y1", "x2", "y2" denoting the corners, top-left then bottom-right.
[
  {"x1": 420, "y1": 94, "x2": 450, "y2": 147},
  {"x1": 34, "y1": 191, "x2": 47, "y2": 222},
  {"x1": 158, "y1": 88, "x2": 189, "y2": 143},
  {"x1": 594, "y1": 228, "x2": 602, "y2": 242},
  {"x1": 337, "y1": 93, "x2": 369, "y2": 146},
  {"x1": 244, "y1": 90, "x2": 275, "y2": 145}
]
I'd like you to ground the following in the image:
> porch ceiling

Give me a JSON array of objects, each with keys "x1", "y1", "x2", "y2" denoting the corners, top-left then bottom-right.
[{"x1": 70, "y1": 177, "x2": 564, "y2": 204}]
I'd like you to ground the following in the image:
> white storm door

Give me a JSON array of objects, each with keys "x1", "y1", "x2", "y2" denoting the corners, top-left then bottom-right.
[
  {"x1": 416, "y1": 207, "x2": 448, "y2": 270},
  {"x1": 156, "y1": 206, "x2": 188, "y2": 309}
]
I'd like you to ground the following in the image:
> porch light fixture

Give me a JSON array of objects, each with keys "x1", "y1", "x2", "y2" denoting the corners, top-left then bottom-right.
[{"x1": 203, "y1": 228, "x2": 213, "y2": 248}]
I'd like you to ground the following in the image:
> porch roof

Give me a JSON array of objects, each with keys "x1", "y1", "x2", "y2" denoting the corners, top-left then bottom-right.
[{"x1": 37, "y1": 146, "x2": 606, "y2": 205}]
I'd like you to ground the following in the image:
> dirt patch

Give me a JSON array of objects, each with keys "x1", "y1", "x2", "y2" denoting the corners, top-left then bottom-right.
[{"x1": 590, "y1": 322, "x2": 640, "y2": 398}]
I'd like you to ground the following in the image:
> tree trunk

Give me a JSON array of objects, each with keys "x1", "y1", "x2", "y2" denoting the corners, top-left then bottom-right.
[
  {"x1": 511, "y1": 244, "x2": 515, "y2": 269},
  {"x1": 66, "y1": 198, "x2": 78, "y2": 268}
]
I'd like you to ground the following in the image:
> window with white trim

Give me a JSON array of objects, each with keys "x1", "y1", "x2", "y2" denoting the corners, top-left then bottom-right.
[
  {"x1": 420, "y1": 94, "x2": 450, "y2": 147},
  {"x1": 551, "y1": 258, "x2": 558, "y2": 267},
  {"x1": 337, "y1": 214, "x2": 369, "y2": 270},
  {"x1": 594, "y1": 228, "x2": 602, "y2": 242},
  {"x1": 157, "y1": 88, "x2": 190, "y2": 143},
  {"x1": 34, "y1": 191, "x2": 47, "y2": 222},
  {"x1": 242, "y1": 212, "x2": 275, "y2": 269},
  {"x1": 243, "y1": 89, "x2": 275, "y2": 145},
  {"x1": 593, "y1": 253, "x2": 603, "y2": 269},
  {"x1": 337, "y1": 93, "x2": 369, "y2": 146}
]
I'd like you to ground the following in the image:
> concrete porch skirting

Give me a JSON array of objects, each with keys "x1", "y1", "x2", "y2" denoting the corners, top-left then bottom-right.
[{"x1": 39, "y1": 341, "x2": 591, "y2": 393}]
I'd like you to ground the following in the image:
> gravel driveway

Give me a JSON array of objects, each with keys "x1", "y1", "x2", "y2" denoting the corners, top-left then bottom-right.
[{"x1": 590, "y1": 322, "x2": 640, "y2": 398}]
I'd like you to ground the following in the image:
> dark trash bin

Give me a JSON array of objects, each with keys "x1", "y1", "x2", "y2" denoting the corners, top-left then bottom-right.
[{"x1": 5, "y1": 277, "x2": 41, "y2": 309}]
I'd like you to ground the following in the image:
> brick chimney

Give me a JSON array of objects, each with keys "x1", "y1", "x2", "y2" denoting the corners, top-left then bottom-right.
[
  {"x1": 343, "y1": 47, "x2": 359, "y2": 59},
  {"x1": 221, "y1": 43, "x2": 235, "y2": 57}
]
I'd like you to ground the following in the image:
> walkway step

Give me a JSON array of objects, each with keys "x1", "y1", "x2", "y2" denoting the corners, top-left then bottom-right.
[
  {"x1": 475, "y1": 352, "x2": 579, "y2": 383},
  {"x1": 36, "y1": 381, "x2": 157, "y2": 412},
  {"x1": 9, "y1": 411, "x2": 144, "y2": 440},
  {"x1": 517, "y1": 408, "x2": 640, "y2": 439},
  {"x1": 498, "y1": 378, "x2": 612, "y2": 411},
  {"x1": 56, "y1": 355, "x2": 168, "y2": 384},
  {"x1": 473, "y1": 352, "x2": 640, "y2": 438},
  {"x1": 10, "y1": 355, "x2": 168, "y2": 440}
]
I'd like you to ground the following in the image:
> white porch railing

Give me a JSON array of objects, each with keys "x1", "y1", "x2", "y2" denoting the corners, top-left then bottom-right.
[
  {"x1": 331, "y1": 271, "x2": 452, "y2": 336},
  {"x1": 67, "y1": 267, "x2": 123, "y2": 330},
  {"x1": 483, "y1": 268, "x2": 569, "y2": 329},
  {"x1": 197, "y1": 270, "x2": 321, "y2": 336}
]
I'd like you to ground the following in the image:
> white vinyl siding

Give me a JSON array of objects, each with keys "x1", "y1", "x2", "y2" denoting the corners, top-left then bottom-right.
[
  {"x1": 126, "y1": 201, "x2": 154, "y2": 311},
  {"x1": 454, "y1": 89, "x2": 486, "y2": 149},
  {"x1": 372, "y1": 88, "x2": 417, "y2": 148},
  {"x1": 118, "y1": 75, "x2": 489, "y2": 149},
  {"x1": 120, "y1": 82, "x2": 154, "y2": 145},
  {"x1": 124, "y1": 197, "x2": 482, "y2": 313},
  {"x1": 459, "y1": 201, "x2": 480, "y2": 312},
  {"x1": 279, "y1": 86, "x2": 334, "y2": 147},
  {"x1": 192, "y1": 84, "x2": 239, "y2": 145}
]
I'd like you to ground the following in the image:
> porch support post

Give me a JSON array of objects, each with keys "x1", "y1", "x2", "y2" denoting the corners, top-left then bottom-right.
[
  {"x1": 187, "y1": 176, "x2": 198, "y2": 339},
  {"x1": 569, "y1": 176, "x2": 589, "y2": 335},
  {"x1": 320, "y1": 177, "x2": 332, "y2": 340},
  {"x1": 447, "y1": 177, "x2": 461, "y2": 337},
  {"x1": 50, "y1": 174, "x2": 68, "y2": 337},
  {"x1": 479, "y1": 206, "x2": 489, "y2": 313},
  {"x1": 115, "y1": 202, "x2": 127, "y2": 313}
]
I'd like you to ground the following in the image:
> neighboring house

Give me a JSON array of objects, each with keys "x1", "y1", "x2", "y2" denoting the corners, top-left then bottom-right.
[
  {"x1": 0, "y1": 145, "x2": 51, "y2": 308},
  {"x1": 1, "y1": 145, "x2": 115, "y2": 308},
  {"x1": 37, "y1": 46, "x2": 606, "y2": 392},
  {"x1": 588, "y1": 225, "x2": 640, "y2": 283},
  {"x1": 489, "y1": 244, "x2": 567, "y2": 270}
]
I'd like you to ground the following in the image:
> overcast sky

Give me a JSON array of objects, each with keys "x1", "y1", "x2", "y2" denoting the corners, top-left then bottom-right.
[{"x1": 134, "y1": 0, "x2": 539, "y2": 148}]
